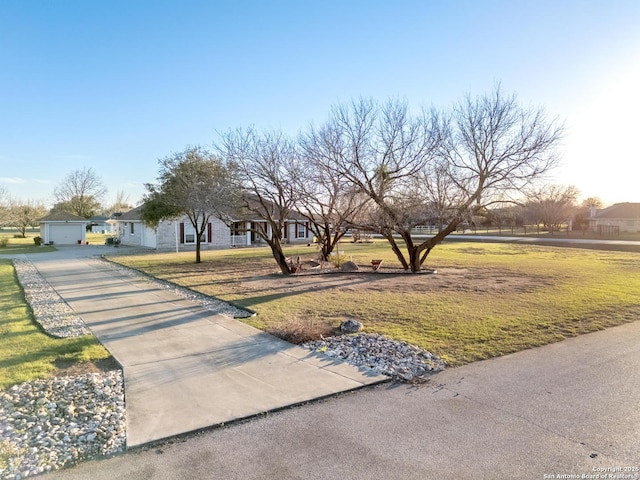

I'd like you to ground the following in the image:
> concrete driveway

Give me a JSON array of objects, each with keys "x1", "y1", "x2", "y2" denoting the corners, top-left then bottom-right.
[
  {"x1": 42, "y1": 317, "x2": 640, "y2": 480},
  {"x1": 25, "y1": 246, "x2": 386, "y2": 447}
]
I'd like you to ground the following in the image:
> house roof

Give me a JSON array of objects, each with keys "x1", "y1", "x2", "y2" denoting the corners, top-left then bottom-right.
[
  {"x1": 39, "y1": 211, "x2": 89, "y2": 222},
  {"x1": 115, "y1": 205, "x2": 144, "y2": 221},
  {"x1": 593, "y1": 202, "x2": 640, "y2": 220},
  {"x1": 112, "y1": 202, "x2": 309, "y2": 223}
]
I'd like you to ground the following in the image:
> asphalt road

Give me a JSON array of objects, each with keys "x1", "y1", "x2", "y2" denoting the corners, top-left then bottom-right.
[{"x1": 43, "y1": 319, "x2": 640, "y2": 480}]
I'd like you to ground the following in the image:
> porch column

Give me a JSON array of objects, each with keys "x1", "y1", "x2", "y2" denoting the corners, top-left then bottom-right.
[{"x1": 246, "y1": 222, "x2": 251, "y2": 245}]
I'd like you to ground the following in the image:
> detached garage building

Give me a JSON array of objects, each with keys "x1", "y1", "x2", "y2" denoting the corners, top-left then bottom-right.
[{"x1": 39, "y1": 212, "x2": 89, "y2": 245}]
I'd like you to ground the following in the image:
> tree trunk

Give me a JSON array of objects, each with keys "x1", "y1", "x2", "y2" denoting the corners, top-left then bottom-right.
[
  {"x1": 195, "y1": 236, "x2": 202, "y2": 263},
  {"x1": 267, "y1": 238, "x2": 291, "y2": 274},
  {"x1": 383, "y1": 230, "x2": 410, "y2": 270}
]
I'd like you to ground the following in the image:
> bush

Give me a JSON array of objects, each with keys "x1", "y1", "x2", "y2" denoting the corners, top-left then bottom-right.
[
  {"x1": 0, "y1": 238, "x2": 8, "y2": 248},
  {"x1": 13, "y1": 234, "x2": 24, "y2": 239},
  {"x1": 33, "y1": 236, "x2": 42, "y2": 246}
]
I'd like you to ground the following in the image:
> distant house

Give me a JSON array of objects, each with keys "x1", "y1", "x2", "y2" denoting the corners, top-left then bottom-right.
[
  {"x1": 39, "y1": 212, "x2": 89, "y2": 245},
  {"x1": 589, "y1": 202, "x2": 640, "y2": 233},
  {"x1": 88, "y1": 215, "x2": 112, "y2": 234},
  {"x1": 112, "y1": 205, "x2": 313, "y2": 251}
]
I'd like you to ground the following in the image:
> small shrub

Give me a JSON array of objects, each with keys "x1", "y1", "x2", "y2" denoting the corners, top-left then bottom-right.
[
  {"x1": 0, "y1": 238, "x2": 8, "y2": 248},
  {"x1": 33, "y1": 236, "x2": 42, "y2": 246},
  {"x1": 13, "y1": 234, "x2": 24, "y2": 239}
]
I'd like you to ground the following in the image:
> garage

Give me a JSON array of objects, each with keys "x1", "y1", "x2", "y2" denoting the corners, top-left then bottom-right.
[{"x1": 39, "y1": 212, "x2": 89, "y2": 245}]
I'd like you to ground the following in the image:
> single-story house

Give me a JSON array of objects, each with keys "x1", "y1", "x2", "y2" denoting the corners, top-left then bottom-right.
[
  {"x1": 88, "y1": 215, "x2": 113, "y2": 234},
  {"x1": 39, "y1": 212, "x2": 89, "y2": 245},
  {"x1": 589, "y1": 202, "x2": 640, "y2": 233},
  {"x1": 112, "y1": 205, "x2": 313, "y2": 251}
]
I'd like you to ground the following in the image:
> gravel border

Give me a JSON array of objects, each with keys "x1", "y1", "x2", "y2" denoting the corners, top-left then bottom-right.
[{"x1": 12, "y1": 259, "x2": 91, "y2": 338}]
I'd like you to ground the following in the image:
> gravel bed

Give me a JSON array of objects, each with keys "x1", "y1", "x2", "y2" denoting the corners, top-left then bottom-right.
[
  {"x1": 304, "y1": 333, "x2": 445, "y2": 382},
  {"x1": 12, "y1": 259, "x2": 90, "y2": 338},
  {"x1": 0, "y1": 372, "x2": 125, "y2": 479}
]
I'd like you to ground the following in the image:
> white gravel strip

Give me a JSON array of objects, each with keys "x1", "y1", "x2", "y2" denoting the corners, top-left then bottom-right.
[
  {"x1": 0, "y1": 372, "x2": 125, "y2": 479},
  {"x1": 12, "y1": 259, "x2": 90, "y2": 338}
]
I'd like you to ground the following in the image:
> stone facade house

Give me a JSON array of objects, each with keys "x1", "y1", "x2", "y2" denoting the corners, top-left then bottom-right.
[
  {"x1": 112, "y1": 205, "x2": 313, "y2": 251},
  {"x1": 589, "y1": 202, "x2": 640, "y2": 233}
]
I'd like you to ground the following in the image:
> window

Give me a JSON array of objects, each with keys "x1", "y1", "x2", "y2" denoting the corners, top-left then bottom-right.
[
  {"x1": 130, "y1": 223, "x2": 135, "y2": 235},
  {"x1": 180, "y1": 223, "x2": 210, "y2": 244},
  {"x1": 230, "y1": 222, "x2": 245, "y2": 236},
  {"x1": 297, "y1": 223, "x2": 307, "y2": 238}
]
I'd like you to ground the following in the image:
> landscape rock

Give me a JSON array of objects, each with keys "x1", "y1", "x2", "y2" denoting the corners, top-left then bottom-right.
[
  {"x1": 340, "y1": 261, "x2": 359, "y2": 272},
  {"x1": 340, "y1": 319, "x2": 363, "y2": 333},
  {"x1": 304, "y1": 333, "x2": 445, "y2": 382}
]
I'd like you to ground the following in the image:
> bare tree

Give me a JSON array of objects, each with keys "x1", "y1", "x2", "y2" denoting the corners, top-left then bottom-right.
[
  {"x1": 525, "y1": 184, "x2": 580, "y2": 231},
  {"x1": 105, "y1": 190, "x2": 133, "y2": 215},
  {"x1": 142, "y1": 145, "x2": 238, "y2": 263},
  {"x1": 53, "y1": 167, "x2": 107, "y2": 218},
  {"x1": 293, "y1": 148, "x2": 368, "y2": 261},
  {"x1": 301, "y1": 97, "x2": 443, "y2": 271},
  {"x1": 216, "y1": 128, "x2": 302, "y2": 274},
  {"x1": 0, "y1": 186, "x2": 9, "y2": 228},
  {"x1": 303, "y1": 87, "x2": 564, "y2": 271},
  {"x1": 573, "y1": 196, "x2": 604, "y2": 231},
  {"x1": 8, "y1": 199, "x2": 47, "y2": 237}
]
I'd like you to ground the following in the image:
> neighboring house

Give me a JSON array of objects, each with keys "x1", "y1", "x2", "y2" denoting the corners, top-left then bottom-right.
[
  {"x1": 112, "y1": 205, "x2": 313, "y2": 251},
  {"x1": 88, "y1": 215, "x2": 112, "y2": 234},
  {"x1": 39, "y1": 212, "x2": 89, "y2": 245},
  {"x1": 589, "y1": 202, "x2": 640, "y2": 233}
]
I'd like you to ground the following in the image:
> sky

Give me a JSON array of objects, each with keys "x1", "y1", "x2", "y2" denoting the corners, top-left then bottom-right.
[{"x1": 1, "y1": 0, "x2": 639, "y2": 208}]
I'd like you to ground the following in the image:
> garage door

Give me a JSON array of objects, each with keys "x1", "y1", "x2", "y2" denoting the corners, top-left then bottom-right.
[{"x1": 49, "y1": 224, "x2": 83, "y2": 245}]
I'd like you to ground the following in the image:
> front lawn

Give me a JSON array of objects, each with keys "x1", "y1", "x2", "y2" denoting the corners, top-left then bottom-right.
[
  {"x1": 0, "y1": 260, "x2": 113, "y2": 389},
  {"x1": 109, "y1": 241, "x2": 640, "y2": 366}
]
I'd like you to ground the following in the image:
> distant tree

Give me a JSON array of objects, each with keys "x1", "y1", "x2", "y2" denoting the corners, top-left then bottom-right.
[
  {"x1": 486, "y1": 205, "x2": 518, "y2": 232},
  {"x1": 216, "y1": 128, "x2": 302, "y2": 274},
  {"x1": 0, "y1": 186, "x2": 9, "y2": 228},
  {"x1": 8, "y1": 199, "x2": 47, "y2": 237},
  {"x1": 53, "y1": 167, "x2": 107, "y2": 218},
  {"x1": 51, "y1": 196, "x2": 103, "y2": 218},
  {"x1": 104, "y1": 190, "x2": 133, "y2": 215},
  {"x1": 573, "y1": 196, "x2": 605, "y2": 231},
  {"x1": 525, "y1": 184, "x2": 580, "y2": 231},
  {"x1": 142, "y1": 145, "x2": 238, "y2": 263}
]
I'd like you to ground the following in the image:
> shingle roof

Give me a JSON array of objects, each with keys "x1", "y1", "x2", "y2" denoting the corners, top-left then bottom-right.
[
  {"x1": 594, "y1": 202, "x2": 640, "y2": 220},
  {"x1": 115, "y1": 205, "x2": 144, "y2": 221},
  {"x1": 39, "y1": 211, "x2": 88, "y2": 222}
]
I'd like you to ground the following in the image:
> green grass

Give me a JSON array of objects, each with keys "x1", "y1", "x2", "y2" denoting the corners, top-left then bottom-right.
[
  {"x1": 109, "y1": 241, "x2": 640, "y2": 366},
  {"x1": 0, "y1": 228, "x2": 55, "y2": 254},
  {"x1": 0, "y1": 260, "x2": 112, "y2": 389}
]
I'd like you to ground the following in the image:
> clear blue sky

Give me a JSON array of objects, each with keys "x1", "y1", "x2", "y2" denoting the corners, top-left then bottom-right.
[{"x1": 2, "y1": 0, "x2": 639, "y2": 207}]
